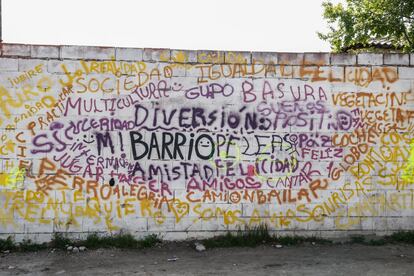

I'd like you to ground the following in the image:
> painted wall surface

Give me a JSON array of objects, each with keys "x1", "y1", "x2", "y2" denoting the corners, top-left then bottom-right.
[{"x1": 0, "y1": 44, "x2": 414, "y2": 242}]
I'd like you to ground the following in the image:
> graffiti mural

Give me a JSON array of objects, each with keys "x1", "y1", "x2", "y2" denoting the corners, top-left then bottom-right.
[{"x1": 0, "y1": 45, "x2": 413, "y2": 239}]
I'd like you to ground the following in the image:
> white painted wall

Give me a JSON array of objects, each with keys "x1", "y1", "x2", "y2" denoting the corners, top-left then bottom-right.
[{"x1": 0, "y1": 44, "x2": 413, "y2": 242}]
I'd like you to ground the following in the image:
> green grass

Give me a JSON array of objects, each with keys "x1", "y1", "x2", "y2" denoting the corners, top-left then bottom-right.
[
  {"x1": 0, "y1": 233, "x2": 160, "y2": 252},
  {"x1": 203, "y1": 225, "x2": 273, "y2": 248},
  {"x1": 18, "y1": 239, "x2": 47, "y2": 252},
  {"x1": 81, "y1": 233, "x2": 161, "y2": 249},
  {"x1": 51, "y1": 233, "x2": 72, "y2": 249},
  {"x1": 367, "y1": 239, "x2": 387, "y2": 246},
  {"x1": 202, "y1": 225, "x2": 332, "y2": 248},
  {"x1": 388, "y1": 231, "x2": 414, "y2": 244},
  {"x1": 350, "y1": 235, "x2": 366, "y2": 244},
  {"x1": 82, "y1": 233, "x2": 138, "y2": 249},
  {"x1": 138, "y1": 234, "x2": 161, "y2": 248},
  {"x1": 0, "y1": 230, "x2": 413, "y2": 252},
  {"x1": 0, "y1": 236, "x2": 16, "y2": 251},
  {"x1": 348, "y1": 231, "x2": 414, "y2": 246}
]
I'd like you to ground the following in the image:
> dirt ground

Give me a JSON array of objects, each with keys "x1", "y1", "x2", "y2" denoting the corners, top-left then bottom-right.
[{"x1": 0, "y1": 243, "x2": 413, "y2": 276}]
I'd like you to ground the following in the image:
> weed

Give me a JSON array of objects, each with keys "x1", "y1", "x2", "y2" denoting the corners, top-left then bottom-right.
[
  {"x1": 19, "y1": 239, "x2": 47, "y2": 252},
  {"x1": 367, "y1": 239, "x2": 387, "y2": 246},
  {"x1": 388, "y1": 231, "x2": 414, "y2": 244},
  {"x1": 82, "y1": 233, "x2": 160, "y2": 249},
  {"x1": 347, "y1": 232, "x2": 414, "y2": 246},
  {"x1": 138, "y1": 234, "x2": 161, "y2": 248},
  {"x1": 0, "y1": 236, "x2": 16, "y2": 251},
  {"x1": 83, "y1": 233, "x2": 103, "y2": 249},
  {"x1": 109, "y1": 233, "x2": 138, "y2": 248},
  {"x1": 51, "y1": 233, "x2": 72, "y2": 249},
  {"x1": 203, "y1": 225, "x2": 333, "y2": 249},
  {"x1": 204, "y1": 225, "x2": 273, "y2": 248},
  {"x1": 1, "y1": 230, "x2": 414, "y2": 252},
  {"x1": 350, "y1": 235, "x2": 366, "y2": 244}
]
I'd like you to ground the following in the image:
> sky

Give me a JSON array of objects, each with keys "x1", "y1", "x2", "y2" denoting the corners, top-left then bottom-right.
[{"x1": 3, "y1": 0, "x2": 341, "y2": 52}]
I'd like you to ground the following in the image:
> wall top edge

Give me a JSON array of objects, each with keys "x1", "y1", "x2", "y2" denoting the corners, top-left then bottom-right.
[
  {"x1": 0, "y1": 42, "x2": 334, "y2": 54},
  {"x1": 0, "y1": 42, "x2": 412, "y2": 66}
]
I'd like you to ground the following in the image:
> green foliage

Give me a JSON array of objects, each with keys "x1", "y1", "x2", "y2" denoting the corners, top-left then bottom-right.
[
  {"x1": 367, "y1": 239, "x2": 387, "y2": 246},
  {"x1": 204, "y1": 229, "x2": 414, "y2": 248},
  {"x1": 350, "y1": 235, "x2": 366, "y2": 244},
  {"x1": 349, "y1": 231, "x2": 414, "y2": 245},
  {"x1": 0, "y1": 236, "x2": 16, "y2": 251},
  {"x1": 19, "y1": 239, "x2": 47, "y2": 252},
  {"x1": 203, "y1": 225, "x2": 331, "y2": 248},
  {"x1": 3, "y1": 233, "x2": 160, "y2": 251},
  {"x1": 51, "y1": 233, "x2": 72, "y2": 249},
  {"x1": 82, "y1": 233, "x2": 160, "y2": 249},
  {"x1": 388, "y1": 231, "x2": 414, "y2": 244},
  {"x1": 138, "y1": 234, "x2": 161, "y2": 248},
  {"x1": 203, "y1": 225, "x2": 273, "y2": 248},
  {"x1": 2, "y1": 231, "x2": 414, "y2": 252},
  {"x1": 319, "y1": 0, "x2": 414, "y2": 52}
]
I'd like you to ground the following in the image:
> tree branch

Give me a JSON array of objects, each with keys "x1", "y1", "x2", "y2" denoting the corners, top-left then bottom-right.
[{"x1": 402, "y1": 27, "x2": 413, "y2": 47}]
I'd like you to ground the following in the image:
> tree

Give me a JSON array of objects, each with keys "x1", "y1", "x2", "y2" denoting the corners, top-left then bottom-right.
[{"x1": 319, "y1": 0, "x2": 414, "y2": 52}]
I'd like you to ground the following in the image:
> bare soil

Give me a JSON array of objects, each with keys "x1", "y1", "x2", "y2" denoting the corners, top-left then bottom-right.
[{"x1": 1, "y1": 243, "x2": 413, "y2": 275}]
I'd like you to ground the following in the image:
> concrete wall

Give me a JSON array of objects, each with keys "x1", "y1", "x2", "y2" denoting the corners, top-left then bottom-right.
[{"x1": 0, "y1": 43, "x2": 413, "y2": 242}]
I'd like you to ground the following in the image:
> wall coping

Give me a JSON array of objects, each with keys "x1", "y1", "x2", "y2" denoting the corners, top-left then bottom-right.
[{"x1": 0, "y1": 42, "x2": 412, "y2": 66}]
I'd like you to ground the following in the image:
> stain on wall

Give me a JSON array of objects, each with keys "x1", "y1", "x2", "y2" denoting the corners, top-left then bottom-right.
[{"x1": 0, "y1": 44, "x2": 413, "y2": 241}]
